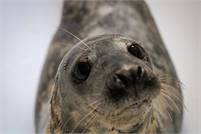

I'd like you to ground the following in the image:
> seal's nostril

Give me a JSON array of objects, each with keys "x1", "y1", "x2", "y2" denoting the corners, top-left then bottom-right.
[
  {"x1": 115, "y1": 73, "x2": 129, "y2": 88},
  {"x1": 137, "y1": 66, "x2": 144, "y2": 79},
  {"x1": 107, "y1": 73, "x2": 130, "y2": 102}
]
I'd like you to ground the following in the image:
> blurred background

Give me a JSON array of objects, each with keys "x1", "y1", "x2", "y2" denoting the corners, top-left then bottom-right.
[{"x1": 1, "y1": 0, "x2": 201, "y2": 133}]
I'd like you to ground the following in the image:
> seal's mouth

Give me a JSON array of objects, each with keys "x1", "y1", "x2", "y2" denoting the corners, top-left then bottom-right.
[
  {"x1": 88, "y1": 97, "x2": 151, "y2": 118},
  {"x1": 86, "y1": 97, "x2": 151, "y2": 130},
  {"x1": 110, "y1": 98, "x2": 151, "y2": 117}
]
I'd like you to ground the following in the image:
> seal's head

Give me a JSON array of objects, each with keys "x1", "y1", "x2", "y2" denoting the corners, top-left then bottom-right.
[{"x1": 55, "y1": 34, "x2": 161, "y2": 132}]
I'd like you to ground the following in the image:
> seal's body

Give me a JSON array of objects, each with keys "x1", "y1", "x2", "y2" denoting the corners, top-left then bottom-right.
[{"x1": 35, "y1": 1, "x2": 183, "y2": 133}]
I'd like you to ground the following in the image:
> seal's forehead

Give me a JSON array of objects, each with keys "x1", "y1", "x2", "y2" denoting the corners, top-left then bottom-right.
[
  {"x1": 85, "y1": 34, "x2": 134, "y2": 45},
  {"x1": 111, "y1": 36, "x2": 131, "y2": 51},
  {"x1": 85, "y1": 34, "x2": 134, "y2": 51}
]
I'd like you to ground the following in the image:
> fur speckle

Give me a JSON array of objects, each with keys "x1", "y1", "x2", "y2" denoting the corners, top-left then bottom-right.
[{"x1": 35, "y1": 1, "x2": 183, "y2": 134}]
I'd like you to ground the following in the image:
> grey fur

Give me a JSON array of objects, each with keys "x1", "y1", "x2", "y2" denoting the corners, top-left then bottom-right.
[{"x1": 35, "y1": 0, "x2": 183, "y2": 133}]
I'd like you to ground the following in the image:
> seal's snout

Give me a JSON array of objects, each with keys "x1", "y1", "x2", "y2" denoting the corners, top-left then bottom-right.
[
  {"x1": 107, "y1": 64, "x2": 152, "y2": 101},
  {"x1": 113, "y1": 65, "x2": 145, "y2": 89}
]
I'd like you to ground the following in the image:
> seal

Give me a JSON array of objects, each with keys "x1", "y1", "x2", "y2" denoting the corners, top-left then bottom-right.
[{"x1": 35, "y1": 0, "x2": 183, "y2": 133}]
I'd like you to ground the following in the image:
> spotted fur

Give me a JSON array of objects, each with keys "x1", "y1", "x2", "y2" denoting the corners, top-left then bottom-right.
[{"x1": 35, "y1": 0, "x2": 183, "y2": 133}]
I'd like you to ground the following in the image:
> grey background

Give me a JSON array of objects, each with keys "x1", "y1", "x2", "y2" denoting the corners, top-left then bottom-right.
[{"x1": 1, "y1": 0, "x2": 201, "y2": 133}]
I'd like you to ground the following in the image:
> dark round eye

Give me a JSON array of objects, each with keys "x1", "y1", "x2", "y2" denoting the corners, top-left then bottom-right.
[
  {"x1": 127, "y1": 42, "x2": 148, "y2": 61},
  {"x1": 72, "y1": 60, "x2": 91, "y2": 82}
]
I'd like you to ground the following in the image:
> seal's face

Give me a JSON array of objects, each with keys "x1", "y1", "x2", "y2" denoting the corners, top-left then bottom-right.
[{"x1": 57, "y1": 35, "x2": 160, "y2": 131}]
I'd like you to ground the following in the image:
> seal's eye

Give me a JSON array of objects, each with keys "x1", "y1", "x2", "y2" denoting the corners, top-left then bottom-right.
[
  {"x1": 72, "y1": 60, "x2": 91, "y2": 82},
  {"x1": 127, "y1": 42, "x2": 148, "y2": 61}
]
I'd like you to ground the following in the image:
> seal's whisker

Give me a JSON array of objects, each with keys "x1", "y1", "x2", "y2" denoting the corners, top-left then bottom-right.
[
  {"x1": 78, "y1": 45, "x2": 89, "y2": 51},
  {"x1": 154, "y1": 96, "x2": 167, "y2": 117},
  {"x1": 161, "y1": 92, "x2": 180, "y2": 112},
  {"x1": 86, "y1": 99, "x2": 103, "y2": 108},
  {"x1": 142, "y1": 111, "x2": 151, "y2": 132},
  {"x1": 161, "y1": 89, "x2": 182, "y2": 104},
  {"x1": 158, "y1": 74, "x2": 183, "y2": 86},
  {"x1": 58, "y1": 95, "x2": 94, "y2": 131},
  {"x1": 166, "y1": 109, "x2": 173, "y2": 122},
  {"x1": 155, "y1": 97, "x2": 173, "y2": 122},
  {"x1": 157, "y1": 74, "x2": 183, "y2": 113},
  {"x1": 160, "y1": 84, "x2": 183, "y2": 107},
  {"x1": 59, "y1": 27, "x2": 91, "y2": 50},
  {"x1": 70, "y1": 102, "x2": 101, "y2": 133},
  {"x1": 59, "y1": 116, "x2": 72, "y2": 131},
  {"x1": 154, "y1": 110, "x2": 164, "y2": 128},
  {"x1": 70, "y1": 111, "x2": 94, "y2": 134},
  {"x1": 81, "y1": 114, "x2": 97, "y2": 133}
]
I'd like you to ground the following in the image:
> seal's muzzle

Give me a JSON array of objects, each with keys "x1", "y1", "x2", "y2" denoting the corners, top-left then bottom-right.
[{"x1": 106, "y1": 63, "x2": 160, "y2": 103}]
